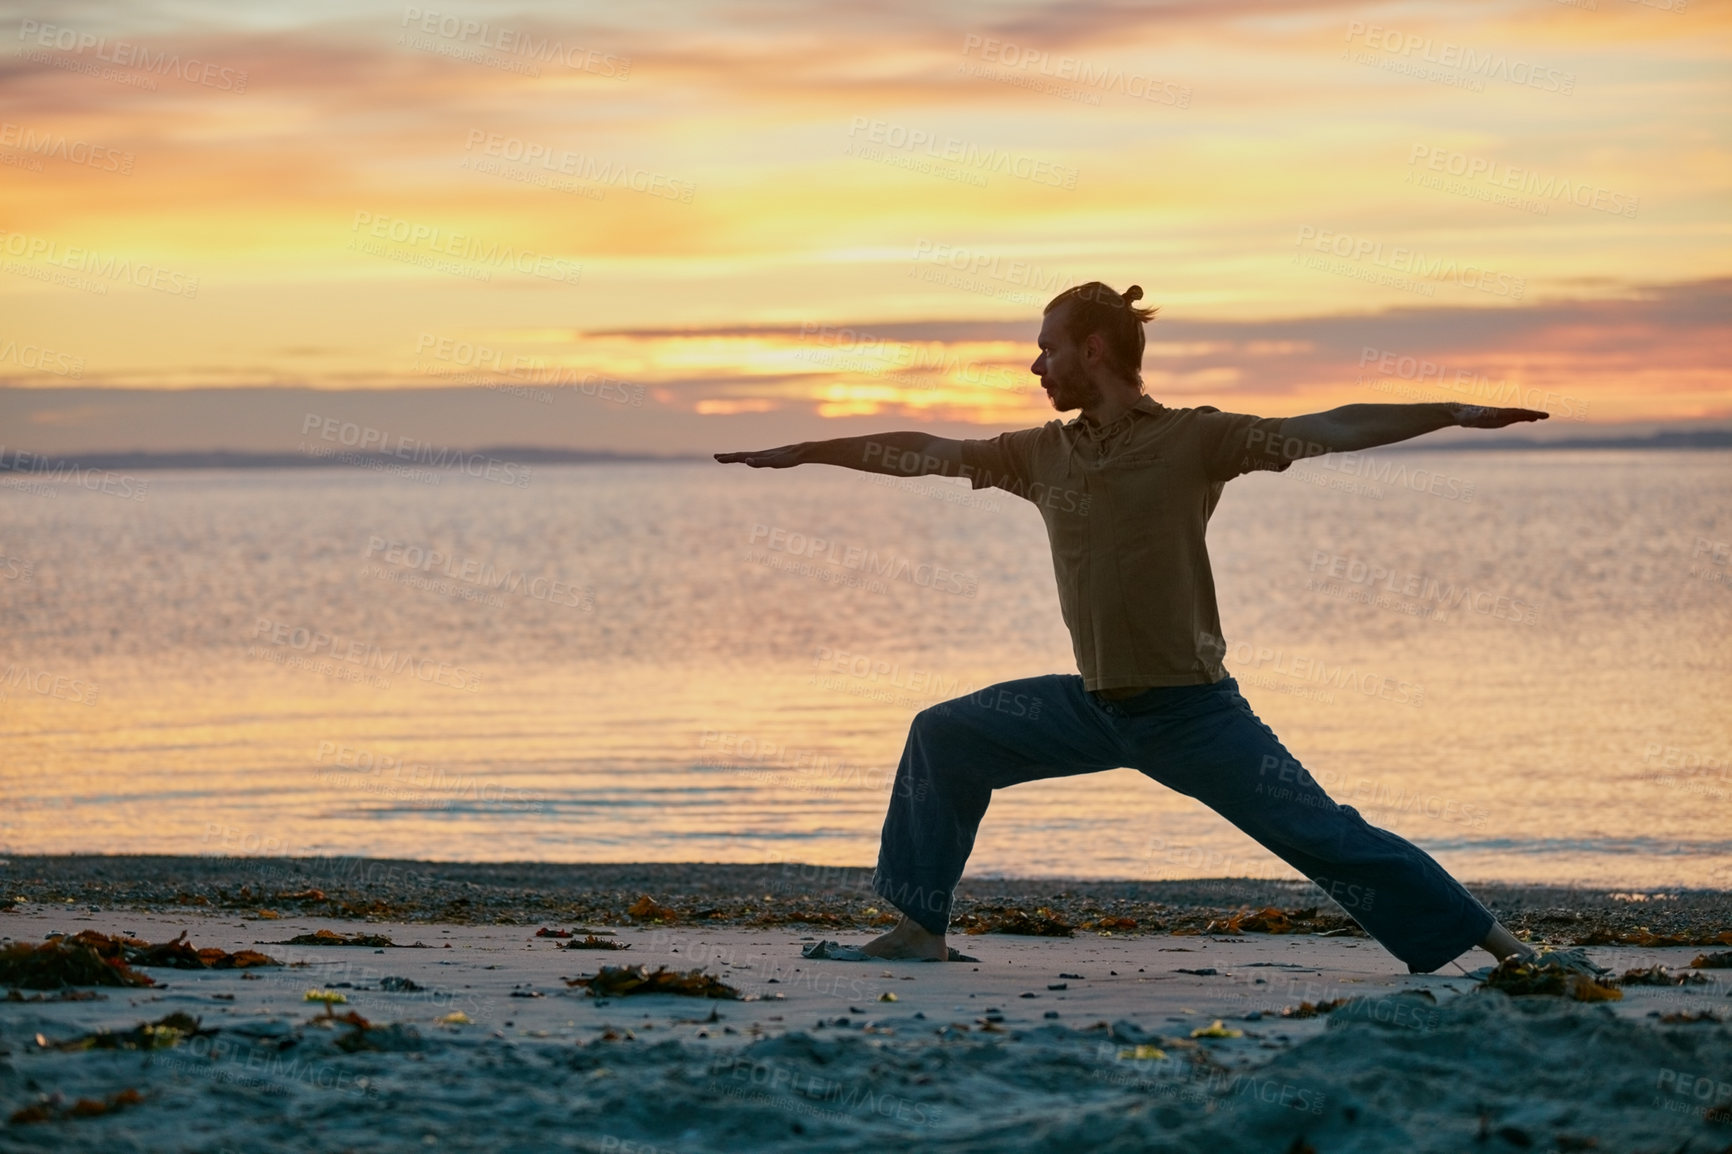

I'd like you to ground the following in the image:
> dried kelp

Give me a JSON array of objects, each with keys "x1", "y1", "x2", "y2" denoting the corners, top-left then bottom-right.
[
  {"x1": 1619, "y1": 965, "x2": 1711, "y2": 986},
  {"x1": 563, "y1": 934, "x2": 631, "y2": 951},
  {"x1": 268, "y1": 929, "x2": 424, "y2": 948},
  {"x1": 10, "y1": 1088, "x2": 145, "y2": 1124},
  {"x1": 1480, "y1": 956, "x2": 1622, "y2": 1002},
  {"x1": 36, "y1": 1011, "x2": 212, "y2": 1052},
  {"x1": 955, "y1": 906, "x2": 1075, "y2": 937},
  {"x1": 0, "y1": 936, "x2": 154, "y2": 989},
  {"x1": 565, "y1": 964, "x2": 740, "y2": 999}
]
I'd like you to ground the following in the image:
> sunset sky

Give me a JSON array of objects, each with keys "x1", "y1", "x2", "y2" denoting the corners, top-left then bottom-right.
[{"x1": 1, "y1": 0, "x2": 1728, "y2": 452}]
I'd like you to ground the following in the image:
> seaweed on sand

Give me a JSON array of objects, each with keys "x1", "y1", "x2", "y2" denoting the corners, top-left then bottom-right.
[
  {"x1": 0, "y1": 935, "x2": 155, "y2": 989},
  {"x1": 267, "y1": 929, "x2": 423, "y2": 948},
  {"x1": 35, "y1": 1010, "x2": 213, "y2": 1052},
  {"x1": 564, "y1": 964, "x2": 740, "y2": 999},
  {"x1": 954, "y1": 906, "x2": 1075, "y2": 937},
  {"x1": 1480, "y1": 956, "x2": 1622, "y2": 1002}
]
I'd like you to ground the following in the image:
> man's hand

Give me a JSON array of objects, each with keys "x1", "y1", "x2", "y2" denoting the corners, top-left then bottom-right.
[
  {"x1": 1452, "y1": 405, "x2": 1548, "y2": 429},
  {"x1": 714, "y1": 444, "x2": 807, "y2": 468}
]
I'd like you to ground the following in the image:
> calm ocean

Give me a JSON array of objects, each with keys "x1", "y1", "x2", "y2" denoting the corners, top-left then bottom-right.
[{"x1": 3, "y1": 450, "x2": 1728, "y2": 888}]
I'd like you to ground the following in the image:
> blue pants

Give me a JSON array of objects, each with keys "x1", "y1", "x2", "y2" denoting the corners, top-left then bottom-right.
[{"x1": 871, "y1": 674, "x2": 1494, "y2": 974}]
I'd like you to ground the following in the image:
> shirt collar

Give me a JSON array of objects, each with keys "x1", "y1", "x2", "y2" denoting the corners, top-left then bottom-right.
[{"x1": 1067, "y1": 394, "x2": 1164, "y2": 438}]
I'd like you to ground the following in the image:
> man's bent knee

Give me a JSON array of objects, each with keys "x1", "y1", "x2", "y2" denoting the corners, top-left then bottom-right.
[{"x1": 909, "y1": 701, "x2": 961, "y2": 736}]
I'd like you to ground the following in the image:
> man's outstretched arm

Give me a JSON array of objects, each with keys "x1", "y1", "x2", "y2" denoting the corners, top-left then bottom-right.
[
  {"x1": 1273, "y1": 402, "x2": 1547, "y2": 459},
  {"x1": 715, "y1": 432, "x2": 967, "y2": 477}
]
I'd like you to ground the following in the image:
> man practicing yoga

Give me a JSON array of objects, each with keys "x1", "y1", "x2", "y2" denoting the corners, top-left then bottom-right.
[{"x1": 716, "y1": 281, "x2": 1544, "y2": 973}]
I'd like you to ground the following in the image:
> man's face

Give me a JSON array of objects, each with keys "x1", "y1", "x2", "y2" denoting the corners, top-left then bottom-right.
[{"x1": 1031, "y1": 306, "x2": 1101, "y2": 412}]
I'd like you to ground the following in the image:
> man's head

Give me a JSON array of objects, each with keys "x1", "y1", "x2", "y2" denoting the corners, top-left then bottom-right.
[{"x1": 1033, "y1": 282, "x2": 1158, "y2": 412}]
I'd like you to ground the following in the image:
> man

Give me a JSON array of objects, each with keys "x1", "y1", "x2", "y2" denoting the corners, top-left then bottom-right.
[{"x1": 716, "y1": 281, "x2": 1542, "y2": 973}]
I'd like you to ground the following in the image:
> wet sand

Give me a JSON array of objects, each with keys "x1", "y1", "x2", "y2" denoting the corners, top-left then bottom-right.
[{"x1": 6, "y1": 855, "x2": 1731, "y2": 946}]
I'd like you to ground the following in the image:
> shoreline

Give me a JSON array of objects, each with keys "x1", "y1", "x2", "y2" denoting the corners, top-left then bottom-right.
[{"x1": 5, "y1": 855, "x2": 1729, "y2": 949}]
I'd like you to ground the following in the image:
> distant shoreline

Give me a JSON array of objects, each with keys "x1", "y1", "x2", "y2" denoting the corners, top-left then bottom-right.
[
  {"x1": 0, "y1": 447, "x2": 705, "y2": 472},
  {"x1": 2, "y1": 430, "x2": 1729, "y2": 472}
]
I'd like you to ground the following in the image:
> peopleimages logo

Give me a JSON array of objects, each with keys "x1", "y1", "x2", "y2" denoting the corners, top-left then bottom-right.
[
  {"x1": 1356, "y1": 346, "x2": 1588, "y2": 420},
  {"x1": 1406, "y1": 145, "x2": 1638, "y2": 219},
  {"x1": 0, "y1": 229, "x2": 200, "y2": 297},
  {"x1": 911, "y1": 239, "x2": 1081, "y2": 298},
  {"x1": 1, "y1": 663, "x2": 100, "y2": 706},
  {"x1": 299, "y1": 414, "x2": 532, "y2": 487},
  {"x1": 315, "y1": 740, "x2": 545, "y2": 813},
  {"x1": 708, "y1": 1054, "x2": 940, "y2": 1126},
  {"x1": 0, "y1": 445, "x2": 148, "y2": 500},
  {"x1": 0, "y1": 121, "x2": 134, "y2": 174},
  {"x1": 462, "y1": 131, "x2": 692, "y2": 203},
  {"x1": 362, "y1": 536, "x2": 593, "y2": 610},
  {"x1": 1306, "y1": 551, "x2": 1539, "y2": 625},
  {"x1": 796, "y1": 320, "x2": 1023, "y2": 394},
  {"x1": 249, "y1": 618, "x2": 482, "y2": 693},
  {"x1": 349, "y1": 212, "x2": 582, "y2": 285},
  {"x1": 1294, "y1": 226, "x2": 1525, "y2": 299},
  {"x1": 958, "y1": 34, "x2": 1191, "y2": 108},
  {"x1": 746, "y1": 523, "x2": 978, "y2": 598},
  {"x1": 409, "y1": 334, "x2": 647, "y2": 405},
  {"x1": 1202, "y1": 632, "x2": 1425, "y2": 706},
  {"x1": 1342, "y1": 22, "x2": 1575, "y2": 94},
  {"x1": 398, "y1": 7, "x2": 631, "y2": 78},
  {"x1": 845, "y1": 117, "x2": 1078, "y2": 189},
  {"x1": 0, "y1": 335, "x2": 84, "y2": 378},
  {"x1": 16, "y1": 19, "x2": 249, "y2": 92}
]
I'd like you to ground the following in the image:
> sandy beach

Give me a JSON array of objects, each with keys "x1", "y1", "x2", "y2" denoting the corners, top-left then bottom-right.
[{"x1": 2, "y1": 857, "x2": 1730, "y2": 1152}]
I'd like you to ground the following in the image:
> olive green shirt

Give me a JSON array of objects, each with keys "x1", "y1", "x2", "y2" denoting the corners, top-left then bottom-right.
[{"x1": 960, "y1": 396, "x2": 1293, "y2": 690}]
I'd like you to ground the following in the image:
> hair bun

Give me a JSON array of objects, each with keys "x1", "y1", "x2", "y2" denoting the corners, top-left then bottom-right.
[{"x1": 1122, "y1": 285, "x2": 1143, "y2": 303}]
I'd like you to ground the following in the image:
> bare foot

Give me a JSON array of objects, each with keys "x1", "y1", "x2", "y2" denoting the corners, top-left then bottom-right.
[
  {"x1": 1479, "y1": 921, "x2": 1535, "y2": 964},
  {"x1": 860, "y1": 915, "x2": 947, "y2": 961}
]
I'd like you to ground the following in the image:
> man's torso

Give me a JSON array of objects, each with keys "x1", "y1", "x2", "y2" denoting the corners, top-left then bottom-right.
[{"x1": 960, "y1": 398, "x2": 1292, "y2": 692}]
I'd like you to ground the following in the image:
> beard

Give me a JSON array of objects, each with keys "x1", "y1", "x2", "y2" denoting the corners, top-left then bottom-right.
[{"x1": 1044, "y1": 363, "x2": 1101, "y2": 412}]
